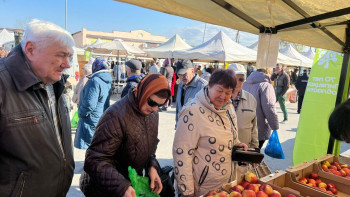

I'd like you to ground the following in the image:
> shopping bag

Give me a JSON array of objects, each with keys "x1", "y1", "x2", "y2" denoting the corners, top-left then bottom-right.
[
  {"x1": 71, "y1": 110, "x2": 79, "y2": 128},
  {"x1": 128, "y1": 166, "x2": 159, "y2": 197},
  {"x1": 264, "y1": 130, "x2": 285, "y2": 159}
]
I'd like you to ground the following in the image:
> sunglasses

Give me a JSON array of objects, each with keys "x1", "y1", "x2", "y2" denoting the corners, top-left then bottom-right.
[
  {"x1": 147, "y1": 97, "x2": 165, "y2": 107},
  {"x1": 238, "y1": 78, "x2": 245, "y2": 82}
]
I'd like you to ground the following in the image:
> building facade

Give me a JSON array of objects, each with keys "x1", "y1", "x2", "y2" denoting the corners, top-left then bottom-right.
[{"x1": 72, "y1": 28, "x2": 168, "y2": 49}]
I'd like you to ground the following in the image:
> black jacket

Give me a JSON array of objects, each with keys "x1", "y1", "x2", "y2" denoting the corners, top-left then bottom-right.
[
  {"x1": 121, "y1": 74, "x2": 145, "y2": 98},
  {"x1": 0, "y1": 45, "x2": 74, "y2": 196},
  {"x1": 295, "y1": 73, "x2": 309, "y2": 96},
  {"x1": 80, "y1": 91, "x2": 160, "y2": 197}
]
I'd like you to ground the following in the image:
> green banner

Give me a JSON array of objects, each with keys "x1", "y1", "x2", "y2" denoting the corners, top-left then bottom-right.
[
  {"x1": 85, "y1": 50, "x2": 91, "y2": 61},
  {"x1": 293, "y1": 49, "x2": 344, "y2": 165}
]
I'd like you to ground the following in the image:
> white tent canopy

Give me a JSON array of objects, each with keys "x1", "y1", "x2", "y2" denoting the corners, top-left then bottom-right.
[
  {"x1": 173, "y1": 31, "x2": 257, "y2": 62},
  {"x1": 280, "y1": 45, "x2": 313, "y2": 67},
  {"x1": 0, "y1": 29, "x2": 14, "y2": 46},
  {"x1": 249, "y1": 41, "x2": 301, "y2": 66},
  {"x1": 86, "y1": 39, "x2": 145, "y2": 55},
  {"x1": 302, "y1": 48, "x2": 316, "y2": 60},
  {"x1": 84, "y1": 38, "x2": 106, "y2": 50},
  {"x1": 145, "y1": 34, "x2": 192, "y2": 58}
]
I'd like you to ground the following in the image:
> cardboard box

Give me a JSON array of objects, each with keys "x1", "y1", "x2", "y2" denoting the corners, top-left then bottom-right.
[
  {"x1": 260, "y1": 170, "x2": 333, "y2": 197},
  {"x1": 220, "y1": 174, "x2": 302, "y2": 197},
  {"x1": 286, "y1": 160, "x2": 350, "y2": 197},
  {"x1": 312, "y1": 154, "x2": 350, "y2": 186}
]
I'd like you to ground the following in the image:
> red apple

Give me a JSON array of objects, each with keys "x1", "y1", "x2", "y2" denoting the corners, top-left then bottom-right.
[
  {"x1": 328, "y1": 187, "x2": 338, "y2": 195},
  {"x1": 245, "y1": 184, "x2": 260, "y2": 193},
  {"x1": 340, "y1": 169, "x2": 347, "y2": 177},
  {"x1": 231, "y1": 185, "x2": 244, "y2": 193},
  {"x1": 298, "y1": 178, "x2": 307, "y2": 184},
  {"x1": 242, "y1": 190, "x2": 256, "y2": 197},
  {"x1": 216, "y1": 191, "x2": 228, "y2": 197},
  {"x1": 240, "y1": 181, "x2": 250, "y2": 188},
  {"x1": 326, "y1": 190, "x2": 333, "y2": 194},
  {"x1": 318, "y1": 187, "x2": 327, "y2": 192},
  {"x1": 318, "y1": 182, "x2": 327, "y2": 189},
  {"x1": 255, "y1": 191, "x2": 268, "y2": 197},
  {"x1": 327, "y1": 183, "x2": 336, "y2": 188},
  {"x1": 245, "y1": 172, "x2": 258, "y2": 184},
  {"x1": 309, "y1": 172, "x2": 319, "y2": 179},
  {"x1": 343, "y1": 168, "x2": 350, "y2": 174},
  {"x1": 269, "y1": 192, "x2": 282, "y2": 197},
  {"x1": 229, "y1": 191, "x2": 242, "y2": 197},
  {"x1": 259, "y1": 184, "x2": 274, "y2": 195},
  {"x1": 329, "y1": 165, "x2": 338, "y2": 170},
  {"x1": 315, "y1": 179, "x2": 322, "y2": 185},
  {"x1": 205, "y1": 190, "x2": 218, "y2": 197},
  {"x1": 341, "y1": 164, "x2": 349, "y2": 168}
]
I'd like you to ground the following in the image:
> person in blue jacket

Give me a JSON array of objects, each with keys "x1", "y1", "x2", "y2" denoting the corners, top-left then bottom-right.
[{"x1": 75, "y1": 57, "x2": 113, "y2": 149}]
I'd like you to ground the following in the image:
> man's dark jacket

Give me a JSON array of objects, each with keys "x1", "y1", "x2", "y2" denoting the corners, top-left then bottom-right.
[
  {"x1": 121, "y1": 74, "x2": 145, "y2": 98},
  {"x1": 0, "y1": 45, "x2": 74, "y2": 196},
  {"x1": 271, "y1": 70, "x2": 290, "y2": 96},
  {"x1": 295, "y1": 73, "x2": 309, "y2": 96},
  {"x1": 80, "y1": 91, "x2": 160, "y2": 197}
]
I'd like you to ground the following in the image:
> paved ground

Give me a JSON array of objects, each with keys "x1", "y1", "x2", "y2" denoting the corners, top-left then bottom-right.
[{"x1": 67, "y1": 97, "x2": 350, "y2": 196}]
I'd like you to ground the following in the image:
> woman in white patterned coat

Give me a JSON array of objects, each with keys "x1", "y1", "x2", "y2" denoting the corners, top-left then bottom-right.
[{"x1": 173, "y1": 69, "x2": 248, "y2": 197}]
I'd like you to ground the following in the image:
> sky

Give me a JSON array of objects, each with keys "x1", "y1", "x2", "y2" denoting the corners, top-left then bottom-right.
[{"x1": 0, "y1": 0, "x2": 258, "y2": 47}]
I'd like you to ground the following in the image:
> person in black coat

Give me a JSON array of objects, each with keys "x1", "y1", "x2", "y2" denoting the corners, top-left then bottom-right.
[{"x1": 295, "y1": 69, "x2": 309, "y2": 114}]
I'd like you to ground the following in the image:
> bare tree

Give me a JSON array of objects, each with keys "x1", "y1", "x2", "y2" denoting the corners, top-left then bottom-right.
[{"x1": 15, "y1": 17, "x2": 33, "y2": 30}]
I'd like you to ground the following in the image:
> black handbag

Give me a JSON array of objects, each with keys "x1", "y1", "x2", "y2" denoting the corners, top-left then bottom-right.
[{"x1": 158, "y1": 166, "x2": 175, "y2": 197}]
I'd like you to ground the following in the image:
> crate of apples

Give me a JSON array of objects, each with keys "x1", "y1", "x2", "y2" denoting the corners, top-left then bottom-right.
[
  {"x1": 298, "y1": 172, "x2": 338, "y2": 195},
  {"x1": 321, "y1": 161, "x2": 350, "y2": 180},
  {"x1": 205, "y1": 172, "x2": 298, "y2": 197}
]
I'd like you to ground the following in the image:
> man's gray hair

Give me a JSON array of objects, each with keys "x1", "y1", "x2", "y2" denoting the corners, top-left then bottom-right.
[{"x1": 21, "y1": 19, "x2": 75, "y2": 51}]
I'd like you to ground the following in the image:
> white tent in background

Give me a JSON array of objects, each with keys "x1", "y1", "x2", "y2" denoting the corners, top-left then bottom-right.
[
  {"x1": 86, "y1": 39, "x2": 145, "y2": 55},
  {"x1": 302, "y1": 48, "x2": 316, "y2": 60},
  {"x1": 248, "y1": 41, "x2": 301, "y2": 66},
  {"x1": 0, "y1": 29, "x2": 14, "y2": 46},
  {"x1": 84, "y1": 38, "x2": 105, "y2": 50},
  {"x1": 280, "y1": 45, "x2": 313, "y2": 68},
  {"x1": 173, "y1": 31, "x2": 257, "y2": 62},
  {"x1": 145, "y1": 34, "x2": 192, "y2": 58},
  {"x1": 248, "y1": 42, "x2": 258, "y2": 51}
]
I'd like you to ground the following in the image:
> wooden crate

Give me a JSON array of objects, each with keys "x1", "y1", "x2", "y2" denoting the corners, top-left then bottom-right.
[{"x1": 286, "y1": 160, "x2": 350, "y2": 197}]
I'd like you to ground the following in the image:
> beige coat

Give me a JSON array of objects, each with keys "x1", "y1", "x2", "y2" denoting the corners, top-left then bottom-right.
[
  {"x1": 235, "y1": 90, "x2": 258, "y2": 148},
  {"x1": 173, "y1": 87, "x2": 240, "y2": 196}
]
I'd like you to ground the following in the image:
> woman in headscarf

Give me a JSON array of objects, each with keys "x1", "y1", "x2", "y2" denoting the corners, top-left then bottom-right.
[
  {"x1": 173, "y1": 69, "x2": 248, "y2": 197},
  {"x1": 74, "y1": 57, "x2": 113, "y2": 149},
  {"x1": 80, "y1": 74, "x2": 171, "y2": 197}
]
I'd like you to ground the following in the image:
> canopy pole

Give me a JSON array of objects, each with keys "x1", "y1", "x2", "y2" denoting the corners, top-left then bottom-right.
[{"x1": 327, "y1": 23, "x2": 350, "y2": 154}]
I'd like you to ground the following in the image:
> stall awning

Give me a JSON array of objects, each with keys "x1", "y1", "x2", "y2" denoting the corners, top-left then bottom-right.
[{"x1": 114, "y1": 0, "x2": 350, "y2": 53}]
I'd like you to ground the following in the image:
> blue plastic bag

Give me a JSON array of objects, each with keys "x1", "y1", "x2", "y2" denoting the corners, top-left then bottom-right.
[{"x1": 264, "y1": 130, "x2": 285, "y2": 159}]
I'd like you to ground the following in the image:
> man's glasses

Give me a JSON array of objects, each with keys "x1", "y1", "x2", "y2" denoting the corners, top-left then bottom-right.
[
  {"x1": 238, "y1": 78, "x2": 245, "y2": 82},
  {"x1": 147, "y1": 98, "x2": 165, "y2": 107}
]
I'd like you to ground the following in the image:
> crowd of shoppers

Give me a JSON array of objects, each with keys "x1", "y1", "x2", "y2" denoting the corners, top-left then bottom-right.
[{"x1": 0, "y1": 18, "x2": 313, "y2": 197}]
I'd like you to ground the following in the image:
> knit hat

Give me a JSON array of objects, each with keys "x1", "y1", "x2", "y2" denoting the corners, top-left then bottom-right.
[
  {"x1": 126, "y1": 59, "x2": 142, "y2": 70},
  {"x1": 228, "y1": 63, "x2": 246, "y2": 75},
  {"x1": 92, "y1": 57, "x2": 108, "y2": 73},
  {"x1": 134, "y1": 74, "x2": 171, "y2": 110}
]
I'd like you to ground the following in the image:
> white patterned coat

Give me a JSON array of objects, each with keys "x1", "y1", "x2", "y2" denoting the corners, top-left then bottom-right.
[{"x1": 173, "y1": 87, "x2": 240, "y2": 196}]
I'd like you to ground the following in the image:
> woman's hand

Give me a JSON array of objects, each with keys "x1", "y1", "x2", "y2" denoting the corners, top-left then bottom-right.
[
  {"x1": 237, "y1": 142, "x2": 248, "y2": 151},
  {"x1": 149, "y1": 166, "x2": 163, "y2": 194},
  {"x1": 123, "y1": 186, "x2": 136, "y2": 197}
]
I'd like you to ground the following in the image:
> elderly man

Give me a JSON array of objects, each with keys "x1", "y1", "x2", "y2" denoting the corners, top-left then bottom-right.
[
  {"x1": 271, "y1": 63, "x2": 290, "y2": 123},
  {"x1": 175, "y1": 59, "x2": 208, "y2": 123},
  {"x1": 121, "y1": 59, "x2": 145, "y2": 98},
  {"x1": 229, "y1": 63, "x2": 258, "y2": 149},
  {"x1": 0, "y1": 19, "x2": 74, "y2": 196}
]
